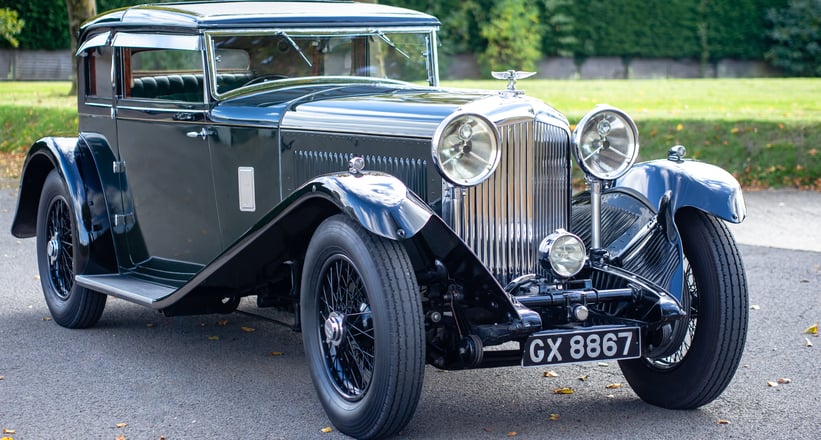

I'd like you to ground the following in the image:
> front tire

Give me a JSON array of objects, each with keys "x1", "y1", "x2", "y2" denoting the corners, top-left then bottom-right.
[
  {"x1": 619, "y1": 208, "x2": 748, "y2": 408},
  {"x1": 36, "y1": 170, "x2": 106, "y2": 328},
  {"x1": 301, "y1": 215, "x2": 424, "y2": 439}
]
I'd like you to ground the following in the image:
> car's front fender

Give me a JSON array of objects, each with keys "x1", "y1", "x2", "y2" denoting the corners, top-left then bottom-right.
[
  {"x1": 308, "y1": 171, "x2": 433, "y2": 240},
  {"x1": 616, "y1": 158, "x2": 746, "y2": 224},
  {"x1": 159, "y1": 171, "x2": 433, "y2": 308}
]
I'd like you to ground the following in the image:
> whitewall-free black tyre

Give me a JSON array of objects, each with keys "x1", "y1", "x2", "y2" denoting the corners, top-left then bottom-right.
[
  {"x1": 300, "y1": 215, "x2": 424, "y2": 439},
  {"x1": 619, "y1": 208, "x2": 748, "y2": 408},
  {"x1": 35, "y1": 170, "x2": 106, "y2": 328}
]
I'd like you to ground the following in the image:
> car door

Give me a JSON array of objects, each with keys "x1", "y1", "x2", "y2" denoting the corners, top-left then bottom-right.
[{"x1": 112, "y1": 33, "x2": 222, "y2": 274}]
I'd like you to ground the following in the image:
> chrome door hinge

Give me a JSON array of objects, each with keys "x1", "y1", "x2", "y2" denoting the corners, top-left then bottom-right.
[
  {"x1": 113, "y1": 161, "x2": 126, "y2": 174},
  {"x1": 113, "y1": 213, "x2": 135, "y2": 227}
]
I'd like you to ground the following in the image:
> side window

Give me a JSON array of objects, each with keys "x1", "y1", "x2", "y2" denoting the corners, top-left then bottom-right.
[
  {"x1": 125, "y1": 48, "x2": 205, "y2": 102},
  {"x1": 85, "y1": 46, "x2": 113, "y2": 99}
]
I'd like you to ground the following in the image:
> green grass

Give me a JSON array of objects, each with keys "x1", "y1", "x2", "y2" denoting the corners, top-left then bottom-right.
[
  {"x1": 1, "y1": 79, "x2": 819, "y2": 189},
  {"x1": 443, "y1": 78, "x2": 820, "y2": 122},
  {"x1": 444, "y1": 78, "x2": 820, "y2": 190},
  {"x1": 0, "y1": 82, "x2": 77, "y2": 153}
]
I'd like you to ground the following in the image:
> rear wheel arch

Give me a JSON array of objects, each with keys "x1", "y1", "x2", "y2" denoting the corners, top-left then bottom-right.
[
  {"x1": 12, "y1": 149, "x2": 60, "y2": 238},
  {"x1": 13, "y1": 137, "x2": 118, "y2": 275}
]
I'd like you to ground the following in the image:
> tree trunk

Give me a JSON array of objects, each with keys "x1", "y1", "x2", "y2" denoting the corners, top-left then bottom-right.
[{"x1": 65, "y1": 0, "x2": 96, "y2": 95}]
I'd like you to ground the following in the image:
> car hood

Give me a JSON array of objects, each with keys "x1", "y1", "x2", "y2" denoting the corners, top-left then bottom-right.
[
  {"x1": 280, "y1": 87, "x2": 495, "y2": 138},
  {"x1": 212, "y1": 83, "x2": 524, "y2": 138}
]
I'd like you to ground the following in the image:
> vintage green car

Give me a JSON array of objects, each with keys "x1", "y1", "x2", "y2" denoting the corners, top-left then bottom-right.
[{"x1": 11, "y1": 1, "x2": 748, "y2": 438}]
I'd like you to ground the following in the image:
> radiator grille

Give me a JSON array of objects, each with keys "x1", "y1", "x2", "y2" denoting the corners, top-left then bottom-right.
[
  {"x1": 451, "y1": 120, "x2": 571, "y2": 284},
  {"x1": 293, "y1": 150, "x2": 428, "y2": 197}
]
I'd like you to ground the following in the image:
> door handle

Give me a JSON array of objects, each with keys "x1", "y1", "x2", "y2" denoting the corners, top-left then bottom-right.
[{"x1": 186, "y1": 128, "x2": 213, "y2": 140}]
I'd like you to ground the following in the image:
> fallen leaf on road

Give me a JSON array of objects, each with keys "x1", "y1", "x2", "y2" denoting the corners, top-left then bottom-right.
[
  {"x1": 217, "y1": 319, "x2": 229, "y2": 327},
  {"x1": 270, "y1": 351, "x2": 284, "y2": 356},
  {"x1": 2, "y1": 429, "x2": 15, "y2": 434},
  {"x1": 805, "y1": 338, "x2": 814, "y2": 347},
  {"x1": 543, "y1": 370, "x2": 558, "y2": 377},
  {"x1": 146, "y1": 323, "x2": 155, "y2": 328},
  {"x1": 42, "y1": 316, "x2": 51, "y2": 321},
  {"x1": 767, "y1": 381, "x2": 779, "y2": 387},
  {"x1": 115, "y1": 423, "x2": 127, "y2": 428},
  {"x1": 606, "y1": 383, "x2": 623, "y2": 389},
  {"x1": 116, "y1": 436, "x2": 126, "y2": 440},
  {"x1": 577, "y1": 374, "x2": 589, "y2": 381},
  {"x1": 597, "y1": 362, "x2": 609, "y2": 367},
  {"x1": 750, "y1": 304, "x2": 761, "y2": 310},
  {"x1": 0, "y1": 376, "x2": 4, "y2": 381},
  {"x1": 208, "y1": 335, "x2": 220, "y2": 341},
  {"x1": 717, "y1": 419, "x2": 731, "y2": 425},
  {"x1": 803, "y1": 323, "x2": 818, "y2": 335},
  {"x1": 320, "y1": 426, "x2": 333, "y2": 433},
  {"x1": 507, "y1": 432, "x2": 518, "y2": 437},
  {"x1": 241, "y1": 326, "x2": 255, "y2": 333},
  {"x1": 606, "y1": 394, "x2": 615, "y2": 398},
  {"x1": 553, "y1": 387, "x2": 574, "y2": 394},
  {"x1": 483, "y1": 427, "x2": 493, "y2": 433},
  {"x1": 777, "y1": 378, "x2": 792, "y2": 384},
  {"x1": 548, "y1": 413, "x2": 560, "y2": 421}
]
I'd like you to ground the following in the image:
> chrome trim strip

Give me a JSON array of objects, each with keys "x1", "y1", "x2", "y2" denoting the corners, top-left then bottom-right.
[{"x1": 112, "y1": 33, "x2": 201, "y2": 50}]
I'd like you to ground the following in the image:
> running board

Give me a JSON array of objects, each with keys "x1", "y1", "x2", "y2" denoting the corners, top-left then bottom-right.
[{"x1": 75, "y1": 274, "x2": 176, "y2": 308}]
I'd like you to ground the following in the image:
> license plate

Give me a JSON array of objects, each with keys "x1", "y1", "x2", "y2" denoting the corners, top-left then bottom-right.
[{"x1": 522, "y1": 326, "x2": 641, "y2": 367}]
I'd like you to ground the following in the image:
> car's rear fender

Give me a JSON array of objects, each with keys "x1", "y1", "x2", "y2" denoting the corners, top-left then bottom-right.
[
  {"x1": 616, "y1": 158, "x2": 746, "y2": 224},
  {"x1": 11, "y1": 135, "x2": 118, "y2": 274}
]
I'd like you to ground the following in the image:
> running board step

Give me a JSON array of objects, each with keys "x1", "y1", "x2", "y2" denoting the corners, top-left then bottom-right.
[{"x1": 75, "y1": 274, "x2": 176, "y2": 308}]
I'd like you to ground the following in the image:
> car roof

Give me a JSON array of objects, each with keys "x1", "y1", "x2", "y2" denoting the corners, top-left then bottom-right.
[{"x1": 81, "y1": 1, "x2": 440, "y2": 33}]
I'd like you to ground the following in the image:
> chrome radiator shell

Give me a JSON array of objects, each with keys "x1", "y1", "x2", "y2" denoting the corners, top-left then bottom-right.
[{"x1": 444, "y1": 115, "x2": 572, "y2": 284}]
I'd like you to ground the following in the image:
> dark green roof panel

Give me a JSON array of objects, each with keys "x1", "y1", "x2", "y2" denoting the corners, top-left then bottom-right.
[{"x1": 83, "y1": 1, "x2": 440, "y2": 32}]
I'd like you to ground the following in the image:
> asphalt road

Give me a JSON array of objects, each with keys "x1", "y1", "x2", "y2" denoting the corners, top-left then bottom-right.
[{"x1": 1, "y1": 185, "x2": 819, "y2": 440}]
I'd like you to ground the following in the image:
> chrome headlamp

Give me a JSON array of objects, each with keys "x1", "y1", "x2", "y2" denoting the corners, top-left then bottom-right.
[
  {"x1": 432, "y1": 113, "x2": 501, "y2": 187},
  {"x1": 538, "y1": 229, "x2": 587, "y2": 279},
  {"x1": 572, "y1": 106, "x2": 639, "y2": 181}
]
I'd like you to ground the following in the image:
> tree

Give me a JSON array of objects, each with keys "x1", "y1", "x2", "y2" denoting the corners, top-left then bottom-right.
[
  {"x1": 0, "y1": 7, "x2": 24, "y2": 48},
  {"x1": 765, "y1": 0, "x2": 821, "y2": 76},
  {"x1": 478, "y1": 0, "x2": 542, "y2": 75},
  {"x1": 65, "y1": 0, "x2": 96, "y2": 94}
]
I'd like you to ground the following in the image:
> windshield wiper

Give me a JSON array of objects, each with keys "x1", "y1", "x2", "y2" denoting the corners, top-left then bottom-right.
[
  {"x1": 276, "y1": 31, "x2": 313, "y2": 68},
  {"x1": 373, "y1": 30, "x2": 410, "y2": 59}
]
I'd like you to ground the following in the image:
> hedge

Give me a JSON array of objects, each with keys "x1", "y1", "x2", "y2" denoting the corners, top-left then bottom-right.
[{"x1": 0, "y1": 0, "x2": 796, "y2": 65}]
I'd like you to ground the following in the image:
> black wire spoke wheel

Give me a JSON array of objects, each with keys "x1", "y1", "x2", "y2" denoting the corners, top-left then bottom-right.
[
  {"x1": 318, "y1": 255, "x2": 375, "y2": 400},
  {"x1": 647, "y1": 259, "x2": 698, "y2": 368},
  {"x1": 44, "y1": 195, "x2": 75, "y2": 299},
  {"x1": 301, "y1": 215, "x2": 424, "y2": 440},
  {"x1": 36, "y1": 170, "x2": 106, "y2": 329},
  {"x1": 619, "y1": 208, "x2": 748, "y2": 409}
]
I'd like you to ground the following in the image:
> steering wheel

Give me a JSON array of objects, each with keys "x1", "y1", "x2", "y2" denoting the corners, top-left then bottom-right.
[{"x1": 241, "y1": 74, "x2": 288, "y2": 87}]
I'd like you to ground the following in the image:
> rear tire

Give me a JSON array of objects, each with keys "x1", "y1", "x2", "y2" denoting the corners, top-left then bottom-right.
[
  {"x1": 619, "y1": 208, "x2": 748, "y2": 408},
  {"x1": 301, "y1": 215, "x2": 424, "y2": 439},
  {"x1": 36, "y1": 170, "x2": 106, "y2": 328}
]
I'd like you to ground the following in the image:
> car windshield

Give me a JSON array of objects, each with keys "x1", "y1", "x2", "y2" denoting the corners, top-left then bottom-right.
[{"x1": 208, "y1": 30, "x2": 436, "y2": 95}]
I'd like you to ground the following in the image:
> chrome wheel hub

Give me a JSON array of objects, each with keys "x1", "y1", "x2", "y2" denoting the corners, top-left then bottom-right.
[
  {"x1": 47, "y1": 233, "x2": 60, "y2": 265},
  {"x1": 324, "y1": 311, "x2": 345, "y2": 347}
]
